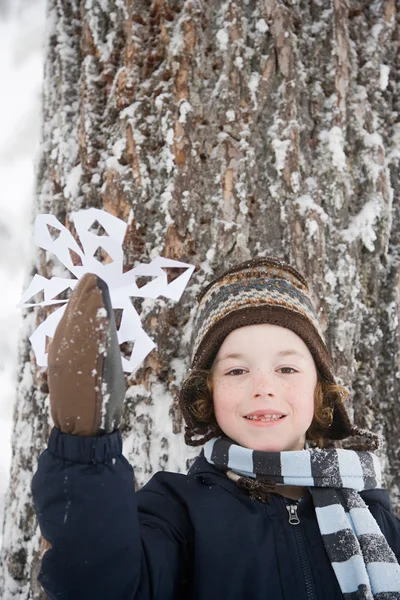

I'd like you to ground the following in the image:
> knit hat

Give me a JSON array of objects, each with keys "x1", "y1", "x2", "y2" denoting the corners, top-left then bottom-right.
[{"x1": 180, "y1": 256, "x2": 356, "y2": 445}]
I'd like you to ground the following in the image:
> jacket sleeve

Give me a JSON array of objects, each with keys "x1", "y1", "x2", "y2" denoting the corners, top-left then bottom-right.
[{"x1": 31, "y1": 426, "x2": 192, "y2": 600}]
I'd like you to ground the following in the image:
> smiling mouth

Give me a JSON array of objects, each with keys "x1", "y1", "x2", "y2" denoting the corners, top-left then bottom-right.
[{"x1": 244, "y1": 415, "x2": 286, "y2": 423}]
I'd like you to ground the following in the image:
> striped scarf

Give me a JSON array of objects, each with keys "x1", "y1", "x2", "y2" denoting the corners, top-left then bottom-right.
[{"x1": 204, "y1": 437, "x2": 400, "y2": 600}]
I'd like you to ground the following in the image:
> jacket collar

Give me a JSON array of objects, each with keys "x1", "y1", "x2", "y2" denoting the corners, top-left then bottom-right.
[{"x1": 188, "y1": 452, "x2": 242, "y2": 494}]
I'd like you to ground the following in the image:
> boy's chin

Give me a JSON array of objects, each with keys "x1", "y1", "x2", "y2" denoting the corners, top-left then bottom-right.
[{"x1": 230, "y1": 433, "x2": 305, "y2": 452}]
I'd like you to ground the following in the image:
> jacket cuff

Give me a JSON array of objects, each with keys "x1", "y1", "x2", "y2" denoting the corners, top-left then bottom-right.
[{"x1": 47, "y1": 426, "x2": 123, "y2": 464}]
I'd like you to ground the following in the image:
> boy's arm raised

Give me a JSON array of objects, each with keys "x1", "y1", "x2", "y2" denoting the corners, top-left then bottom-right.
[{"x1": 30, "y1": 274, "x2": 191, "y2": 599}]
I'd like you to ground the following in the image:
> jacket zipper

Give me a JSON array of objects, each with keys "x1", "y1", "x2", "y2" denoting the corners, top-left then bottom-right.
[{"x1": 283, "y1": 498, "x2": 316, "y2": 600}]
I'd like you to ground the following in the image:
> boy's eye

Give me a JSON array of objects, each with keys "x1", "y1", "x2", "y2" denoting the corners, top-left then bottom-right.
[
  {"x1": 226, "y1": 368, "x2": 246, "y2": 376},
  {"x1": 224, "y1": 367, "x2": 298, "y2": 376}
]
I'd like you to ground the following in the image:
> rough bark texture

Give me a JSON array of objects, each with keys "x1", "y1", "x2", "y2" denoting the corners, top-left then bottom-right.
[{"x1": 1, "y1": 0, "x2": 399, "y2": 597}]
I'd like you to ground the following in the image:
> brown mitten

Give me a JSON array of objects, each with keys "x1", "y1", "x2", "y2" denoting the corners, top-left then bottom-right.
[{"x1": 47, "y1": 273, "x2": 125, "y2": 436}]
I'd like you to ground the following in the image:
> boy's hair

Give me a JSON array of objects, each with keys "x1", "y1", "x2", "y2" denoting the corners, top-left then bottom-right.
[{"x1": 179, "y1": 367, "x2": 348, "y2": 448}]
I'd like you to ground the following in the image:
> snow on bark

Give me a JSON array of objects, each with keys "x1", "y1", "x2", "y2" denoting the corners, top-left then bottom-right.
[{"x1": 1, "y1": 1, "x2": 399, "y2": 597}]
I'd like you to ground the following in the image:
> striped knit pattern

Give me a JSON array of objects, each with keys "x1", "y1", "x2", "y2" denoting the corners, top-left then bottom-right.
[
  {"x1": 204, "y1": 437, "x2": 400, "y2": 600},
  {"x1": 191, "y1": 265, "x2": 326, "y2": 364}
]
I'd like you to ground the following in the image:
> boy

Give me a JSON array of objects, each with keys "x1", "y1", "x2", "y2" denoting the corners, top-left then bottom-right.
[{"x1": 32, "y1": 257, "x2": 400, "y2": 599}]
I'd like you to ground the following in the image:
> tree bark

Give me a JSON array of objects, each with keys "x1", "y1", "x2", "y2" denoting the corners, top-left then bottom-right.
[{"x1": 1, "y1": 0, "x2": 399, "y2": 597}]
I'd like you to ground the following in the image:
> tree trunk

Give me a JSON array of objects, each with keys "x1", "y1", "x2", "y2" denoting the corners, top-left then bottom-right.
[{"x1": 1, "y1": 0, "x2": 399, "y2": 597}]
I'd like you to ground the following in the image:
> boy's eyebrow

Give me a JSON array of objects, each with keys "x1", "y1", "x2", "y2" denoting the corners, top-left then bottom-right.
[
  {"x1": 214, "y1": 353, "x2": 243, "y2": 364},
  {"x1": 276, "y1": 349, "x2": 306, "y2": 359},
  {"x1": 215, "y1": 349, "x2": 306, "y2": 364}
]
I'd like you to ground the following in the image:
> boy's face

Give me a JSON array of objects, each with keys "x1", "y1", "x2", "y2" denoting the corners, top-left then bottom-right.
[{"x1": 211, "y1": 324, "x2": 318, "y2": 452}]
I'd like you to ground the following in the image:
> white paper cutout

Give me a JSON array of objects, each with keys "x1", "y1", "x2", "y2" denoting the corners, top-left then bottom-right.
[{"x1": 20, "y1": 208, "x2": 195, "y2": 372}]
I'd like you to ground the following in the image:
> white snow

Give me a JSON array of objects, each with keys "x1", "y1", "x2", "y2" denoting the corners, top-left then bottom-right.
[
  {"x1": 216, "y1": 29, "x2": 229, "y2": 52},
  {"x1": 379, "y1": 65, "x2": 390, "y2": 91},
  {"x1": 234, "y1": 56, "x2": 243, "y2": 69},
  {"x1": 248, "y1": 72, "x2": 260, "y2": 108},
  {"x1": 178, "y1": 100, "x2": 192, "y2": 124},
  {"x1": 324, "y1": 268, "x2": 337, "y2": 291},
  {"x1": 290, "y1": 171, "x2": 300, "y2": 194},
  {"x1": 363, "y1": 132, "x2": 383, "y2": 148},
  {"x1": 319, "y1": 126, "x2": 347, "y2": 173},
  {"x1": 271, "y1": 138, "x2": 291, "y2": 176},
  {"x1": 64, "y1": 163, "x2": 83, "y2": 199},
  {"x1": 256, "y1": 19, "x2": 269, "y2": 33},
  {"x1": 294, "y1": 194, "x2": 329, "y2": 222},
  {"x1": 0, "y1": 0, "x2": 46, "y2": 548},
  {"x1": 341, "y1": 198, "x2": 382, "y2": 252},
  {"x1": 112, "y1": 138, "x2": 126, "y2": 160}
]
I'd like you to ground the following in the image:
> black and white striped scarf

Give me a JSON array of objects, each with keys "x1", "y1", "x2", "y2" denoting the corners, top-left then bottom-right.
[{"x1": 204, "y1": 437, "x2": 400, "y2": 600}]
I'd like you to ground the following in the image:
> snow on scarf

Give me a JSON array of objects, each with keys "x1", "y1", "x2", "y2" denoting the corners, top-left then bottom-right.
[{"x1": 204, "y1": 437, "x2": 400, "y2": 600}]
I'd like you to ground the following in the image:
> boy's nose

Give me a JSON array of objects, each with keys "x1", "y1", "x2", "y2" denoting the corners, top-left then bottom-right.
[{"x1": 252, "y1": 371, "x2": 276, "y2": 396}]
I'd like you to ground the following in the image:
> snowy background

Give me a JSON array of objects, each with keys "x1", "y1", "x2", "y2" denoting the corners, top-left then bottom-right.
[{"x1": 0, "y1": 0, "x2": 46, "y2": 546}]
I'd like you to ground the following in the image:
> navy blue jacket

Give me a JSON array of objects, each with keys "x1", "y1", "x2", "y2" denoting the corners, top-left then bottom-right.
[{"x1": 31, "y1": 426, "x2": 400, "y2": 600}]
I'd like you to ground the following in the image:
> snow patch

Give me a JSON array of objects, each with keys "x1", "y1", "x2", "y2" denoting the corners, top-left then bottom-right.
[
  {"x1": 216, "y1": 29, "x2": 229, "y2": 51},
  {"x1": 341, "y1": 198, "x2": 382, "y2": 252},
  {"x1": 248, "y1": 72, "x2": 260, "y2": 108},
  {"x1": 178, "y1": 100, "x2": 192, "y2": 124},
  {"x1": 234, "y1": 56, "x2": 243, "y2": 69},
  {"x1": 324, "y1": 268, "x2": 337, "y2": 290},
  {"x1": 290, "y1": 171, "x2": 300, "y2": 193},
  {"x1": 271, "y1": 138, "x2": 291, "y2": 176},
  {"x1": 294, "y1": 195, "x2": 328, "y2": 222},
  {"x1": 112, "y1": 138, "x2": 126, "y2": 160},
  {"x1": 363, "y1": 132, "x2": 383, "y2": 148},
  {"x1": 379, "y1": 65, "x2": 390, "y2": 91},
  {"x1": 256, "y1": 19, "x2": 269, "y2": 33},
  {"x1": 64, "y1": 163, "x2": 82, "y2": 199},
  {"x1": 319, "y1": 126, "x2": 347, "y2": 172},
  {"x1": 239, "y1": 199, "x2": 248, "y2": 215},
  {"x1": 166, "y1": 128, "x2": 174, "y2": 146}
]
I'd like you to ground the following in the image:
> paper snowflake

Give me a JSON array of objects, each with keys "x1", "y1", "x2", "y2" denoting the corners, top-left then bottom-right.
[{"x1": 20, "y1": 208, "x2": 195, "y2": 372}]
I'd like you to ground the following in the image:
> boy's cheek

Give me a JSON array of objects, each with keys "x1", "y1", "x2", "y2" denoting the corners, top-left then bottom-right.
[
  {"x1": 214, "y1": 400, "x2": 235, "y2": 422},
  {"x1": 215, "y1": 380, "x2": 249, "y2": 394}
]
